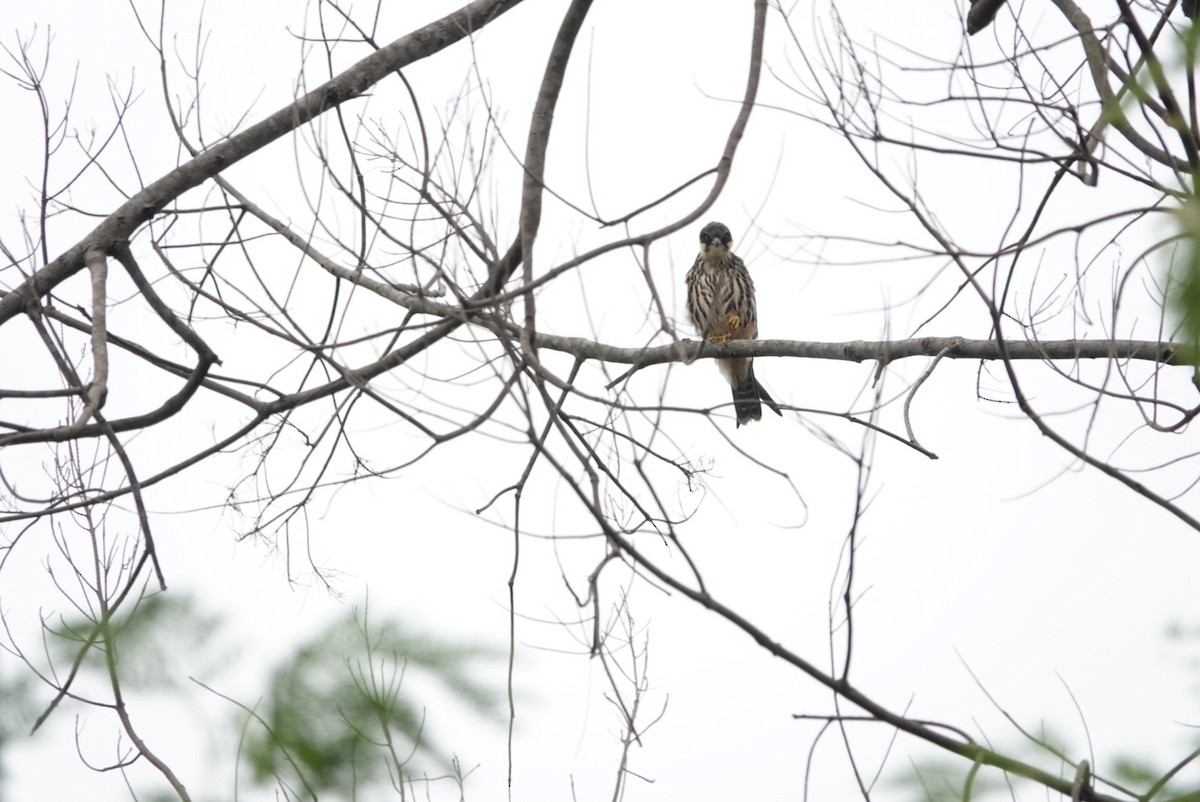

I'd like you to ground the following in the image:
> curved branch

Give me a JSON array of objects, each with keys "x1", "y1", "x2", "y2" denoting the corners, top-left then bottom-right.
[
  {"x1": 1047, "y1": 0, "x2": 1186, "y2": 171},
  {"x1": 0, "y1": 0, "x2": 527, "y2": 325},
  {"x1": 542, "y1": 473, "x2": 1131, "y2": 802}
]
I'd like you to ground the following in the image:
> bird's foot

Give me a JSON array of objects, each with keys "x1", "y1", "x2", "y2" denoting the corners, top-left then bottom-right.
[
  {"x1": 726, "y1": 313, "x2": 742, "y2": 330},
  {"x1": 707, "y1": 333, "x2": 731, "y2": 343}
]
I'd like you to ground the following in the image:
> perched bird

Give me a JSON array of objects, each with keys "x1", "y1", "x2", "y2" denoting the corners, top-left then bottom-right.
[
  {"x1": 685, "y1": 221, "x2": 782, "y2": 427},
  {"x1": 967, "y1": 0, "x2": 1006, "y2": 34}
]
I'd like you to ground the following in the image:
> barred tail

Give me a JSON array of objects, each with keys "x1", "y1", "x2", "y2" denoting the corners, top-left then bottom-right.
[
  {"x1": 732, "y1": 382, "x2": 762, "y2": 426},
  {"x1": 732, "y1": 363, "x2": 782, "y2": 427}
]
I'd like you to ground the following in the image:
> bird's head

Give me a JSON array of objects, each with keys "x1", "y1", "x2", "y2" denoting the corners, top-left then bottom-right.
[{"x1": 698, "y1": 221, "x2": 733, "y2": 260}]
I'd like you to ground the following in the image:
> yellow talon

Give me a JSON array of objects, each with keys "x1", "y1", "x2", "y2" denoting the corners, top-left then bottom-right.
[
  {"x1": 707, "y1": 333, "x2": 732, "y2": 343},
  {"x1": 726, "y1": 313, "x2": 741, "y2": 330}
]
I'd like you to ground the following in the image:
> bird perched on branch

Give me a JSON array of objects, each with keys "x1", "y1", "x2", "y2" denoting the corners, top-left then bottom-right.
[
  {"x1": 967, "y1": 0, "x2": 1006, "y2": 34},
  {"x1": 685, "y1": 221, "x2": 782, "y2": 427}
]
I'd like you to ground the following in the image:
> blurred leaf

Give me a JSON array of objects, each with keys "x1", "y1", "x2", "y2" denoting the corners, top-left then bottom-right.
[
  {"x1": 1171, "y1": 189, "x2": 1200, "y2": 361},
  {"x1": 49, "y1": 593, "x2": 221, "y2": 689},
  {"x1": 892, "y1": 758, "x2": 1004, "y2": 802},
  {"x1": 0, "y1": 667, "x2": 36, "y2": 778},
  {"x1": 243, "y1": 609, "x2": 499, "y2": 796},
  {"x1": 1166, "y1": 790, "x2": 1200, "y2": 802},
  {"x1": 898, "y1": 717, "x2": 1200, "y2": 802},
  {"x1": 1112, "y1": 755, "x2": 1163, "y2": 787},
  {"x1": 894, "y1": 729, "x2": 1073, "y2": 802}
]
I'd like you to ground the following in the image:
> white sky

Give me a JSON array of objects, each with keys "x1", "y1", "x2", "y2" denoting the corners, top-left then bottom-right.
[{"x1": 2, "y1": 1, "x2": 1199, "y2": 800}]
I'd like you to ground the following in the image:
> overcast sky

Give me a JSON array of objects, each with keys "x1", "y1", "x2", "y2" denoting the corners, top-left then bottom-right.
[{"x1": 2, "y1": 1, "x2": 1199, "y2": 801}]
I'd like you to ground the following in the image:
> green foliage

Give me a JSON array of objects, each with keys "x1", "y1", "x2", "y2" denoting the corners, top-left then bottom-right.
[
  {"x1": 41, "y1": 590, "x2": 497, "y2": 798},
  {"x1": 48, "y1": 592, "x2": 221, "y2": 689},
  {"x1": 1167, "y1": 25, "x2": 1200, "y2": 366},
  {"x1": 1111, "y1": 755, "x2": 1164, "y2": 788},
  {"x1": 895, "y1": 708, "x2": 1200, "y2": 800},
  {"x1": 1171, "y1": 186, "x2": 1200, "y2": 360},
  {"x1": 242, "y1": 609, "x2": 499, "y2": 797},
  {"x1": 892, "y1": 758, "x2": 1005, "y2": 802},
  {"x1": 0, "y1": 669, "x2": 35, "y2": 780},
  {"x1": 894, "y1": 730, "x2": 1079, "y2": 802}
]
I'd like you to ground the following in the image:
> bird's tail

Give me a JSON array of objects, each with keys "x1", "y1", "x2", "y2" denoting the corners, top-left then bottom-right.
[{"x1": 732, "y1": 364, "x2": 782, "y2": 427}]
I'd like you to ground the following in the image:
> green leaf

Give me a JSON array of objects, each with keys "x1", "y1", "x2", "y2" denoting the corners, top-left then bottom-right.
[
  {"x1": 242, "y1": 609, "x2": 499, "y2": 796},
  {"x1": 1170, "y1": 188, "x2": 1200, "y2": 357},
  {"x1": 48, "y1": 592, "x2": 221, "y2": 689}
]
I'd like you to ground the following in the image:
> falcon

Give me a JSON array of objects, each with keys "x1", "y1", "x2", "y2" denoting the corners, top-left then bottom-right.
[{"x1": 685, "y1": 221, "x2": 782, "y2": 426}]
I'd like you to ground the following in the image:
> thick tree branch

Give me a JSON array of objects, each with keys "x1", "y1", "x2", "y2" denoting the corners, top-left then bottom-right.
[
  {"x1": 534, "y1": 335, "x2": 1189, "y2": 375},
  {"x1": 4, "y1": 319, "x2": 1183, "y2": 449},
  {"x1": 76, "y1": 248, "x2": 109, "y2": 426},
  {"x1": 0, "y1": 0, "x2": 526, "y2": 325}
]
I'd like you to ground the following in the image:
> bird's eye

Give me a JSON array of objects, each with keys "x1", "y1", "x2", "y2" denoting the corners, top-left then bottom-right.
[{"x1": 700, "y1": 233, "x2": 711, "y2": 245}]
